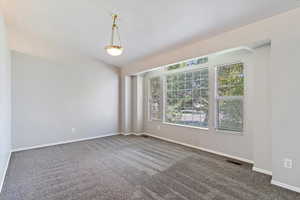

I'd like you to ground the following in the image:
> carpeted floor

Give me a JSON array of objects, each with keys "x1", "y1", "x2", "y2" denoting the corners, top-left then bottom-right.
[{"x1": 1, "y1": 135, "x2": 299, "y2": 200}]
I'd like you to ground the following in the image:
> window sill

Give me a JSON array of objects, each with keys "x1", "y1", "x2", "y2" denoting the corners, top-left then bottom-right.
[
  {"x1": 215, "y1": 129, "x2": 243, "y2": 135},
  {"x1": 163, "y1": 122, "x2": 209, "y2": 131},
  {"x1": 148, "y1": 119, "x2": 162, "y2": 122}
]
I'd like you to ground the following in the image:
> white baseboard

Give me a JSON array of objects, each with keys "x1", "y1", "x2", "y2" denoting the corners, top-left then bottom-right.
[
  {"x1": 12, "y1": 132, "x2": 120, "y2": 152},
  {"x1": 252, "y1": 167, "x2": 272, "y2": 176},
  {"x1": 121, "y1": 133, "x2": 130, "y2": 136},
  {"x1": 131, "y1": 132, "x2": 143, "y2": 136},
  {"x1": 0, "y1": 151, "x2": 11, "y2": 193},
  {"x1": 121, "y1": 132, "x2": 143, "y2": 136},
  {"x1": 271, "y1": 180, "x2": 300, "y2": 193},
  {"x1": 144, "y1": 133, "x2": 254, "y2": 164}
]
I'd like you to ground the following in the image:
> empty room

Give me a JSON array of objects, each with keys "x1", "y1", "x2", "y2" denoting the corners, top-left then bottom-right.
[{"x1": 1, "y1": 0, "x2": 300, "y2": 199}]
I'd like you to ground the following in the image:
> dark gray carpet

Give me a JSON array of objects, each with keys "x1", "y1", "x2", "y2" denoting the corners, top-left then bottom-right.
[{"x1": 1, "y1": 135, "x2": 299, "y2": 200}]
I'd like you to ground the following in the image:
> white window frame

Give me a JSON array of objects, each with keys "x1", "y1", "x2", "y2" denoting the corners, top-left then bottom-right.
[
  {"x1": 148, "y1": 76, "x2": 162, "y2": 121},
  {"x1": 146, "y1": 56, "x2": 247, "y2": 134},
  {"x1": 214, "y1": 62, "x2": 245, "y2": 133},
  {"x1": 163, "y1": 64, "x2": 210, "y2": 129}
]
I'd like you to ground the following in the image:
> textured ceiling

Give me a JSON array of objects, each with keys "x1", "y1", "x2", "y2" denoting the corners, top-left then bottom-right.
[{"x1": 2, "y1": 0, "x2": 300, "y2": 67}]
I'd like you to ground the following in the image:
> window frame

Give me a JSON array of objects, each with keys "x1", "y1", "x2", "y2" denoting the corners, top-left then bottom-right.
[
  {"x1": 163, "y1": 64, "x2": 210, "y2": 129},
  {"x1": 148, "y1": 76, "x2": 163, "y2": 121},
  {"x1": 214, "y1": 61, "x2": 245, "y2": 134},
  {"x1": 146, "y1": 57, "x2": 247, "y2": 134}
]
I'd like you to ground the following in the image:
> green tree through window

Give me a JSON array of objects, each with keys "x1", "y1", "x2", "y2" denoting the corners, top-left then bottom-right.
[
  {"x1": 167, "y1": 57, "x2": 208, "y2": 71},
  {"x1": 216, "y1": 63, "x2": 244, "y2": 132},
  {"x1": 149, "y1": 77, "x2": 161, "y2": 120},
  {"x1": 166, "y1": 68, "x2": 209, "y2": 128}
]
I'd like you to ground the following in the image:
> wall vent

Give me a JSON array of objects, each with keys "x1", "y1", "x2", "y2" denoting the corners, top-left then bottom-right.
[
  {"x1": 226, "y1": 160, "x2": 242, "y2": 166},
  {"x1": 141, "y1": 134, "x2": 149, "y2": 138}
]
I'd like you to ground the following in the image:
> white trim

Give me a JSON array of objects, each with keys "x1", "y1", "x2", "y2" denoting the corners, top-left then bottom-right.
[
  {"x1": 121, "y1": 132, "x2": 143, "y2": 136},
  {"x1": 215, "y1": 129, "x2": 243, "y2": 135},
  {"x1": 0, "y1": 151, "x2": 11, "y2": 193},
  {"x1": 144, "y1": 132, "x2": 254, "y2": 164},
  {"x1": 252, "y1": 167, "x2": 272, "y2": 176},
  {"x1": 12, "y1": 133, "x2": 120, "y2": 152},
  {"x1": 271, "y1": 180, "x2": 300, "y2": 193},
  {"x1": 120, "y1": 132, "x2": 131, "y2": 136},
  {"x1": 163, "y1": 122, "x2": 209, "y2": 131},
  {"x1": 131, "y1": 132, "x2": 143, "y2": 136}
]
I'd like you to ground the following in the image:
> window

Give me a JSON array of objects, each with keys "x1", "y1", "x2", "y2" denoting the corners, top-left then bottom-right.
[
  {"x1": 167, "y1": 57, "x2": 208, "y2": 71},
  {"x1": 149, "y1": 77, "x2": 161, "y2": 120},
  {"x1": 216, "y1": 63, "x2": 244, "y2": 132},
  {"x1": 165, "y1": 68, "x2": 209, "y2": 128},
  {"x1": 147, "y1": 54, "x2": 246, "y2": 133}
]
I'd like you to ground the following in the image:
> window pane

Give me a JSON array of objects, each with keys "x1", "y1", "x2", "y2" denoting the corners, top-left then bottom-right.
[
  {"x1": 167, "y1": 57, "x2": 208, "y2": 71},
  {"x1": 193, "y1": 71, "x2": 201, "y2": 80},
  {"x1": 166, "y1": 68, "x2": 209, "y2": 128},
  {"x1": 216, "y1": 63, "x2": 244, "y2": 132},
  {"x1": 150, "y1": 77, "x2": 161, "y2": 120},
  {"x1": 217, "y1": 63, "x2": 244, "y2": 96},
  {"x1": 217, "y1": 99, "x2": 243, "y2": 132}
]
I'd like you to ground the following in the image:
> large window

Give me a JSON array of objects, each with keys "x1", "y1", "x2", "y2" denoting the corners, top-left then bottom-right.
[
  {"x1": 216, "y1": 63, "x2": 244, "y2": 132},
  {"x1": 147, "y1": 57, "x2": 245, "y2": 133},
  {"x1": 149, "y1": 77, "x2": 161, "y2": 120},
  {"x1": 165, "y1": 68, "x2": 209, "y2": 128}
]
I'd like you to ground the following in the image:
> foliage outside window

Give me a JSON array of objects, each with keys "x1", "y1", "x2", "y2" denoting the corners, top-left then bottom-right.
[
  {"x1": 167, "y1": 57, "x2": 208, "y2": 71},
  {"x1": 216, "y1": 63, "x2": 244, "y2": 132},
  {"x1": 149, "y1": 77, "x2": 161, "y2": 120},
  {"x1": 166, "y1": 68, "x2": 209, "y2": 128}
]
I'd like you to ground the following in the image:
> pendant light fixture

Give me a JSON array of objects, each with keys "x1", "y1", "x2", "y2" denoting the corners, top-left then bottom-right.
[{"x1": 105, "y1": 14, "x2": 123, "y2": 56}]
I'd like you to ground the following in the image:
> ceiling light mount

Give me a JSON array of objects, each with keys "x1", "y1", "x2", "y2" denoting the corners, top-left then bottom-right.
[{"x1": 105, "y1": 14, "x2": 123, "y2": 56}]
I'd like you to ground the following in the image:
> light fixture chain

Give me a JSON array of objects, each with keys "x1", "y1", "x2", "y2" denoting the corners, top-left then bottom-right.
[
  {"x1": 116, "y1": 26, "x2": 122, "y2": 46},
  {"x1": 110, "y1": 27, "x2": 113, "y2": 45}
]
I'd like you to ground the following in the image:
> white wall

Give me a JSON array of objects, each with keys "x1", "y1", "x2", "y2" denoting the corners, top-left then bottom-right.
[
  {"x1": 121, "y1": 76, "x2": 132, "y2": 134},
  {"x1": 270, "y1": 26, "x2": 300, "y2": 189},
  {"x1": 131, "y1": 76, "x2": 144, "y2": 133},
  {"x1": 11, "y1": 51, "x2": 120, "y2": 150},
  {"x1": 0, "y1": 13, "x2": 11, "y2": 192},
  {"x1": 142, "y1": 47, "x2": 270, "y2": 165},
  {"x1": 252, "y1": 45, "x2": 272, "y2": 173},
  {"x1": 122, "y1": 8, "x2": 300, "y2": 190}
]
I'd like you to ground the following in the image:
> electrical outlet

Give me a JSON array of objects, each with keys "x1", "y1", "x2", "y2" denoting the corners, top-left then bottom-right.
[
  {"x1": 71, "y1": 128, "x2": 76, "y2": 133},
  {"x1": 284, "y1": 158, "x2": 293, "y2": 169}
]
